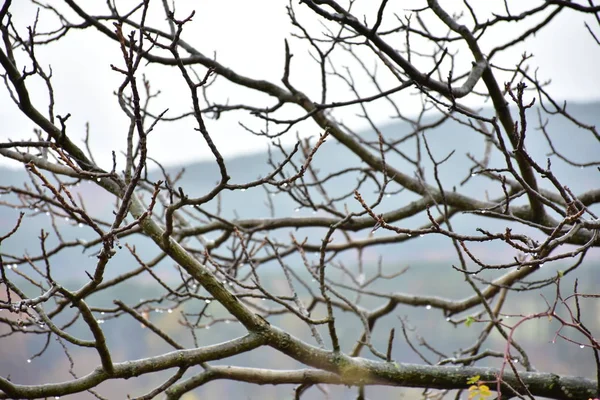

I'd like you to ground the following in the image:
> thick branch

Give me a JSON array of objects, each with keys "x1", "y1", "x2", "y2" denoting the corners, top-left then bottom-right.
[{"x1": 0, "y1": 334, "x2": 264, "y2": 399}]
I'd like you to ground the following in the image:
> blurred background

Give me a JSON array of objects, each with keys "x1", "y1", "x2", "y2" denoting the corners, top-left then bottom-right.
[{"x1": 1, "y1": 1, "x2": 599, "y2": 399}]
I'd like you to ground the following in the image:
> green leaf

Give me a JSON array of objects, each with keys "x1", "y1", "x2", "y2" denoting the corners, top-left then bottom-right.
[{"x1": 465, "y1": 316, "x2": 476, "y2": 327}]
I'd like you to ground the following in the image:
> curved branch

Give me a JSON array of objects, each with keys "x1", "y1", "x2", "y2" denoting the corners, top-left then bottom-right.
[{"x1": 0, "y1": 334, "x2": 264, "y2": 399}]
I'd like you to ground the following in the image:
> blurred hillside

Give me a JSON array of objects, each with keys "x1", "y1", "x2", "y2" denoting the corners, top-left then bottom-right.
[
  {"x1": 1, "y1": 102, "x2": 599, "y2": 399},
  {"x1": 1, "y1": 102, "x2": 598, "y2": 280}
]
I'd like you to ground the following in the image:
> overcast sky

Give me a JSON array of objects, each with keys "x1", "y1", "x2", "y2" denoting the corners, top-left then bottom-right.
[{"x1": 2, "y1": 1, "x2": 600, "y2": 170}]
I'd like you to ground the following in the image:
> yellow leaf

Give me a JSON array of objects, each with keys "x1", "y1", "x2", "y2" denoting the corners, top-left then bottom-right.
[{"x1": 479, "y1": 384, "x2": 492, "y2": 396}]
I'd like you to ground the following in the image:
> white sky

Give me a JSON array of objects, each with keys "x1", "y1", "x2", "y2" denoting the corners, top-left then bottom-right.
[{"x1": 1, "y1": 1, "x2": 600, "y2": 170}]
